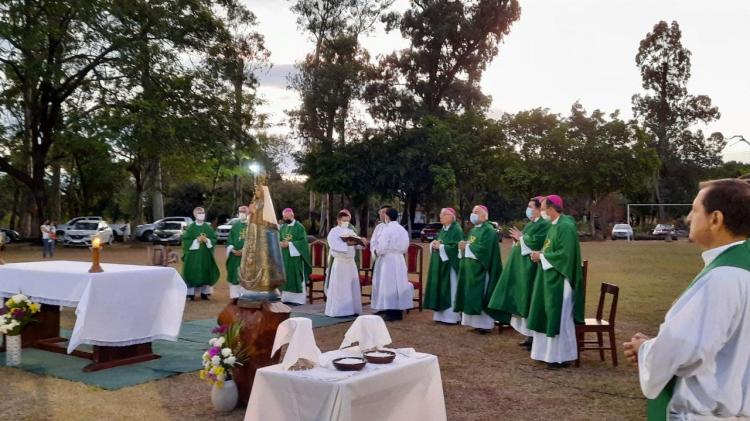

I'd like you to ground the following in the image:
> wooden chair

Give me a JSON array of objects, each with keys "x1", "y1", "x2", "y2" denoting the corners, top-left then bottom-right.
[
  {"x1": 406, "y1": 243, "x2": 424, "y2": 312},
  {"x1": 576, "y1": 282, "x2": 619, "y2": 367},
  {"x1": 358, "y1": 244, "x2": 374, "y2": 306},
  {"x1": 307, "y1": 240, "x2": 328, "y2": 304}
]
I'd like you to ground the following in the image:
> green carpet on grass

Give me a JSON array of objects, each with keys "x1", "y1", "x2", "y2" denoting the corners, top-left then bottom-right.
[{"x1": 0, "y1": 311, "x2": 354, "y2": 390}]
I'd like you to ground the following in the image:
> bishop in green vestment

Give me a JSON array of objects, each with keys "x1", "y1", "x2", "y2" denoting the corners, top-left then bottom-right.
[
  {"x1": 182, "y1": 207, "x2": 220, "y2": 300},
  {"x1": 225, "y1": 206, "x2": 248, "y2": 299},
  {"x1": 454, "y1": 205, "x2": 503, "y2": 332},
  {"x1": 279, "y1": 208, "x2": 312, "y2": 305},
  {"x1": 424, "y1": 208, "x2": 464, "y2": 324},
  {"x1": 527, "y1": 195, "x2": 584, "y2": 367},
  {"x1": 488, "y1": 197, "x2": 550, "y2": 341}
]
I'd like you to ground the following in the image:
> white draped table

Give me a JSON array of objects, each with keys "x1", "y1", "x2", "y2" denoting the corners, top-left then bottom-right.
[
  {"x1": 245, "y1": 349, "x2": 447, "y2": 421},
  {"x1": 0, "y1": 260, "x2": 186, "y2": 370}
]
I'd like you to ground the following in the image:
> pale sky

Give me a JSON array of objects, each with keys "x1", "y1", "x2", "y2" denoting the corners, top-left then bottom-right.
[{"x1": 246, "y1": 0, "x2": 750, "y2": 166}]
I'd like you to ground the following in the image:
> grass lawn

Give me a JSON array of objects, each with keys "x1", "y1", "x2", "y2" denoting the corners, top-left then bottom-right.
[{"x1": 0, "y1": 239, "x2": 703, "y2": 420}]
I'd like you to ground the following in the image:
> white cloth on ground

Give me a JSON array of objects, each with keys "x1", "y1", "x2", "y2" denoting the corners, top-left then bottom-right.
[
  {"x1": 638, "y1": 241, "x2": 750, "y2": 418},
  {"x1": 371, "y1": 221, "x2": 413, "y2": 310},
  {"x1": 530, "y1": 278, "x2": 577, "y2": 363},
  {"x1": 433, "y1": 268, "x2": 460, "y2": 324},
  {"x1": 0, "y1": 261, "x2": 186, "y2": 353},
  {"x1": 340, "y1": 315, "x2": 392, "y2": 350},
  {"x1": 324, "y1": 226, "x2": 363, "y2": 317},
  {"x1": 271, "y1": 317, "x2": 322, "y2": 370}
]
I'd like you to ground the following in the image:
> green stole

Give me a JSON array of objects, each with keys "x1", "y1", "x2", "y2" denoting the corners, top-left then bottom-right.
[
  {"x1": 424, "y1": 222, "x2": 463, "y2": 312},
  {"x1": 646, "y1": 240, "x2": 750, "y2": 420},
  {"x1": 488, "y1": 218, "x2": 550, "y2": 321},
  {"x1": 455, "y1": 223, "x2": 503, "y2": 316},
  {"x1": 279, "y1": 221, "x2": 312, "y2": 293},
  {"x1": 225, "y1": 221, "x2": 247, "y2": 285}
]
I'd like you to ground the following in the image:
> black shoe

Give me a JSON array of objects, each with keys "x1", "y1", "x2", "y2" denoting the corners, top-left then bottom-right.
[
  {"x1": 375, "y1": 310, "x2": 387, "y2": 315},
  {"x1": 201, "y1": 293, "x2": 210, "y2": 301},
  {"x1": 473, "y1": 328, "x2": 492, "y2": 335},
  {"x1": 186, "y1": 295, "x2": 195, "y2": 301},
  {"x1": 518, "y1": 337, "x2": 533, "y2": 348},
  {"x1": 546, "y1": 362, "x2": 571, "y2": 370}
]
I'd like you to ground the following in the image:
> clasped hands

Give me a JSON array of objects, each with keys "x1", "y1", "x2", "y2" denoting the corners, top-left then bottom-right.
[{"x1": 623, "y1": 333, "x2": 650, "y2": 365}]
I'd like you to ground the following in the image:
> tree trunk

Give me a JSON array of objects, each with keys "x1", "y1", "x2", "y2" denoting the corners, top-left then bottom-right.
[
  {"x1": 151, "y1": 157, "x2": 164, "y2": 221},
  {"x1": 10, "y1": 186, "x2": 20, "y2": 230},
  {"x1": 653, "y1": 171, "x2": 666, "y2": 221},
  {"x1": 50, "y1": 162, "x2": 62, "y2": 222}
]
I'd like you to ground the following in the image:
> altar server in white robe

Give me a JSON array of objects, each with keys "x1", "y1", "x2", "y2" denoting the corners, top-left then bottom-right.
[
  {"x1": 624, "y1": 178, "x2": 750, "y2": 420},
  {"x1": 371, "y1": 207, "x2": 414, "y2": 321},
  {"x1": 324, "y1": 210, "x2": 364, "y2": 317}
]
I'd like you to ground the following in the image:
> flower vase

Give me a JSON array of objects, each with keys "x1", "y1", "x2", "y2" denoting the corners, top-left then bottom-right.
[
  {"x1": 211, "y1": 379, "x2": 238, "y2": 412},
  {"x1": 5, "y1": 334, "x2": 22, "y2": 366}
]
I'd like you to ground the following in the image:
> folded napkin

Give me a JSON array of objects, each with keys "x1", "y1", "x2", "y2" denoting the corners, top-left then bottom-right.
[
  {"x1": 340, "y1": 315, "x2": 392, "y2": 351},
  {"x1": 272, "y1": 317, "x2": 322, "y2": 370}
]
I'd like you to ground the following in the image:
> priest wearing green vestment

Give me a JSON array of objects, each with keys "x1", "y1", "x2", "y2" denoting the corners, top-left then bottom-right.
[
  {"x1": 424, "y1": 207, "x2": 463, "y2": 324},
  {"x1": 455, "y1": 205, "x2": 503, "y2": 333},
  {"x1": 488, "y1": 196, "x2": 550, "y2": 348},
  {"x1": 279, "y1": 208, "x2": 312, "y2": 305},
  {"x1": 527, "y1": 195, "x2": 584, "y2": 368},
  {"x1": 624, "y1": 179, "x2": 750, "y2": 420},
  {"x1": 225, "y1": 205, "x2": 249, "y2": 299},
  {"x1": 182, "y1": 207, "x2": 220, "y2": 301}
]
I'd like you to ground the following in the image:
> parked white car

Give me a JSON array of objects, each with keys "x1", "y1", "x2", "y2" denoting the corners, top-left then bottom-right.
[
  {"x1": 216, "y1": 218, "x2": 240, "y2": 243},
  {"x1": 611, "y1": 223, "x2": 634, "y2": 240},
  {"x1": 56, "y1": 216, "x2": 102, "y2": 240},
  {"x1": 152, "y1": 221, "x2": 187, "y2": 245},
  {"x1": 135, "y1": 217, "x2": 193, "y2": 241},
  {"x1": 63, "y1": 220, "x2": 114, "y2": 247}
]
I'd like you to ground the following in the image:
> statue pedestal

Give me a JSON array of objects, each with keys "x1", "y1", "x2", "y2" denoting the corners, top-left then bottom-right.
[{"x1": 218, "y1": 300, "x2": 291, "y2": 406}]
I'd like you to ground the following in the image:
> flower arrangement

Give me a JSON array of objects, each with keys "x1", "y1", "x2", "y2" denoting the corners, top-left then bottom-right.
[
  {"x1": 200, "y1": 322, "x2": 247, "y2": 388},
  {"x1": 0, "y1": 294, "x2": 41, "y2": 336}
]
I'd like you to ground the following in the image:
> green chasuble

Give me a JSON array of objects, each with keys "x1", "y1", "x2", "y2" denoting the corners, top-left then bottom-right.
[
  {"x1": 181, "y1": 223, "x2": 220, "y2": 288},
  {"x1": 647, "y1": 240, "x2": 750, "y2": 421},
  {"x1": 488, "y1": 218, "x2": 551, "y2": 321},
  {"x1": 424, "y1": 222, "x2": 463, "y2": 312},
  {"x1": 526, "y1": 214, "x2": 584, "y2": 337},
  {"x1": 454, "y1": 222, "x2": 503, "y2": 318},
  {"x1": 279, "y1": 220, "x2": 312, "y2": 293},
  {"x1": 225, "y1": 220, "x2": 247, "y2": 285}
]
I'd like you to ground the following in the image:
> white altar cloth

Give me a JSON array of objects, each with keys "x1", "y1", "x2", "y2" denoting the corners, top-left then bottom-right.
[{"x1": 0, "y1": 260, "x2": 187, "y2": 353}]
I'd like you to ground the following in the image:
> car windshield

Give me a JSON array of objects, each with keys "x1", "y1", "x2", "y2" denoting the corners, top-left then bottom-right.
[
  {"x1": 427, "y1": 223, "x2": 442, "y2": 228},
  {"x1": 73, "y1": 222, "x2": 98, "y2": 231},
  {"x1": 161, "y1": 223, "x2": 183, "y2": 230},
  {"x1": 614, "y1": 224, "x2": 630, "y2": 229}
]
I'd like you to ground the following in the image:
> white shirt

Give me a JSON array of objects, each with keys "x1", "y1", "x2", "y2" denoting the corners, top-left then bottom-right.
[
  {"x1": 638, "y1": 240, "x2": 750, "y2": 418},
  {"x1": 41, "y1": 225, "x2": 51, "y2": 240}
]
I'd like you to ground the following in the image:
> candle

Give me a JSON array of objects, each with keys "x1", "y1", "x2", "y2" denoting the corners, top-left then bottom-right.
[{"x1": 89, "y1": 235, "x2": 103, "y2": 273}]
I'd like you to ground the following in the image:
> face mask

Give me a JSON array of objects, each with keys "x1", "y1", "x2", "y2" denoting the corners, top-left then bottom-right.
[
  {"x1": 339, "y1": 222, "x2": 349, "y2": 228},
  {"x1": 470, "y1": 213, "x2": 480, "y2": 225},
  {"x1": 541, "y1": 211, "x2": 550, "y2": 220},
  {"x1": 284, "y1": 219, "x2": 293, "y2": 224},
  {"x1": 525, "y1": 207, "x2": 533, "y2": 220},
  {"x1": 239, "y1": 213, "x2": 247, "y2": 221},
  {"x1": 196, "y1": 213, "x2": 205, "y2": 222}
]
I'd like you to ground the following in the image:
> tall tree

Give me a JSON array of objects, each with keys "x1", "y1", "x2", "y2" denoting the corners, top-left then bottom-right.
[
  {"x1": 0, "y1": 0, "x2": 132, "y2": 235},
  {"x1": 289, "y1": 0, "x2": 391, "y2": 235},
  {"x1": 632, "y1": 20, "x2": 724, "y2": 219}
]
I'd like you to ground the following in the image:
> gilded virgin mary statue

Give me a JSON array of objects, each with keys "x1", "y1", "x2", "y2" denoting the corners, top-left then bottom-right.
[{"x1": 237, "y1": 179, "x2": 287, "y2": 304}]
